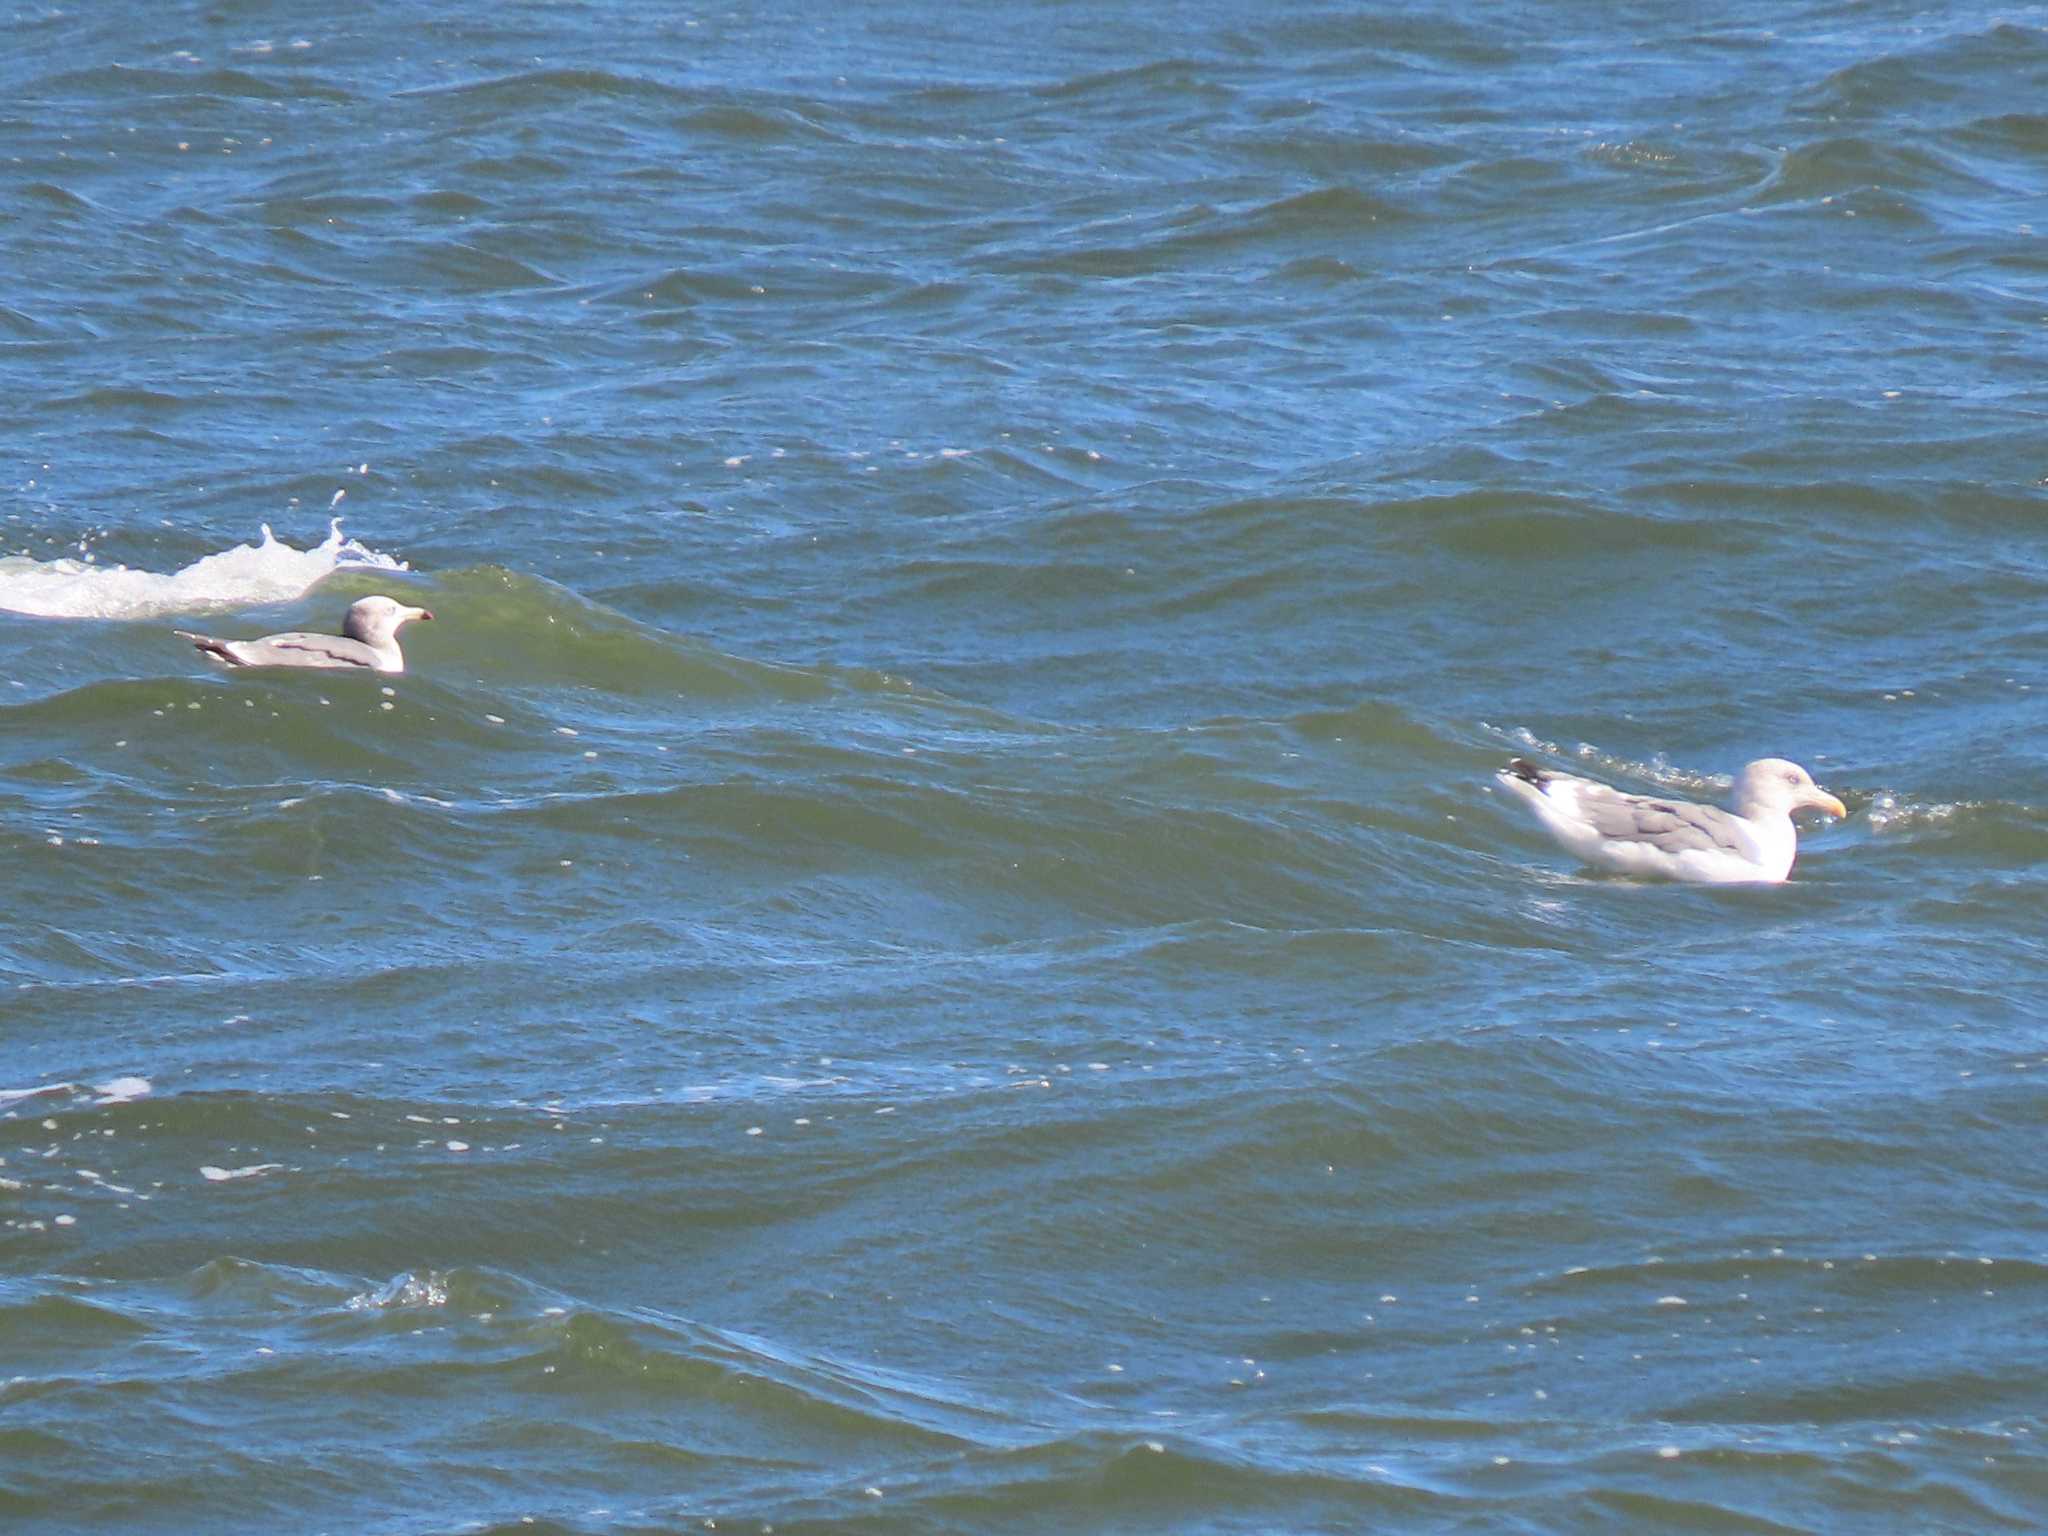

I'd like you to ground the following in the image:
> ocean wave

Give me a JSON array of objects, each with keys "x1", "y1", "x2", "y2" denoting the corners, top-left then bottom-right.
[
  {"x1": 392, "y1": 67, "x2": 696, "y2": 107},
  {"x1": 1796, "y1": 19, "x2": 2048, "y2": 121},
  {"x1": 28, "y1": 63, "x2": 352, "y2": 105},
  {"x1": 0, "y1": 521, "x2": 405, "y2": 622}
]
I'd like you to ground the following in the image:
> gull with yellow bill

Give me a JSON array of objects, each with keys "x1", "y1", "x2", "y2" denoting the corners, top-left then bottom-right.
[{"x1": 1496, "y1": 756, "x2": 1847, "y2": 884}]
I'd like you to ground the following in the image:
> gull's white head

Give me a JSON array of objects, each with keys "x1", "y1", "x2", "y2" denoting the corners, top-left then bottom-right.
[
  {"x1": 1734, "y1": 758, "x2": 1847, "y2": 821},
  {"x1": 342, "y1": 594, "x2": 434, "y2": 647}
]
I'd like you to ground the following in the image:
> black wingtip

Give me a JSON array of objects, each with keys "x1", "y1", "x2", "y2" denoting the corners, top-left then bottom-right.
[
  {"x1": 1503, "y1": 757, "x2": 1547, "y2": 786},
  {"x1": 184, "y1": 633, "x2": 243, "y2": 667}
]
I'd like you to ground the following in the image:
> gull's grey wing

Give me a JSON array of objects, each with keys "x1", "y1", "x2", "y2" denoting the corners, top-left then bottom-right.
[
  {"x1": 1575, "y1": 783, "x2": 1749, "y2": 856},
  {"x1": 221, "y1": 631, "x2": 383, "y2": 669}
]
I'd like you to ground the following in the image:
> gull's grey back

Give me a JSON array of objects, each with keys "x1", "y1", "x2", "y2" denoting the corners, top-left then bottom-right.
[
  {"x1": 235, "y1": 633, "x2": 384, "y2": 669},
  {"x1": 1580, "y1": 785, "x2": 1747, "y2": 857}
]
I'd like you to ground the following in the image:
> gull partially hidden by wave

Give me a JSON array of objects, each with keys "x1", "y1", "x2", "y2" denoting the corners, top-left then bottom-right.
[
  {"x1": 1496, "y1": 756, "x2": 1847, "y2": 884},
  {"x1": 179, "y1": 594, "x2": 433, "y2": 675}
]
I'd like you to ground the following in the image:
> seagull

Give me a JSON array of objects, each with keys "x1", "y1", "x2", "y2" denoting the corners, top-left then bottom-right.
[
  {"x1": 1495, "y1": 756, "x2": 1847, "y2": 884},
  {"x1": 179, "y1": 594, "x2": 434, "y2": 675}
]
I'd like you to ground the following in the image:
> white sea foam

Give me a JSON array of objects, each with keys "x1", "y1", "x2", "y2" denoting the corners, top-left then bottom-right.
[
  {"x1": 200, "y1": 1163, "x2": 284, "y2": 1182},
  {"x1": 1864, "y1": 792, "x2": 1971, "y2": 833},
  {"x1": 0, "y1": 520, "x2": 405, "y2": 620},
  {"x1": 350, "y1": 1271, "x2": 450, "y2": 1310},
  {"x1": 1491, "y1": 725, "x2": 1733, "y2": 797}
]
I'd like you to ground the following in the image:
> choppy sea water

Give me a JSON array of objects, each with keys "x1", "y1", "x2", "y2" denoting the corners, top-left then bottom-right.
[{"x1": 4, "y1": 2, "x2": 2046, "y2": 1531}]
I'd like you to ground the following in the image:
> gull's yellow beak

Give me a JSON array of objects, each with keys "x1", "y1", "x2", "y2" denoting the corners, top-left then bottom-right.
[{"x1": 1808, "y1": 792, "x2": 1848, "y2": 820}]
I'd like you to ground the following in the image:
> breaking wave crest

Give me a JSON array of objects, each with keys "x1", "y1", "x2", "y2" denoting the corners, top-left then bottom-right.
[{"x1": 0, "y1": 520, "x2": 406, "y2": 621}]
